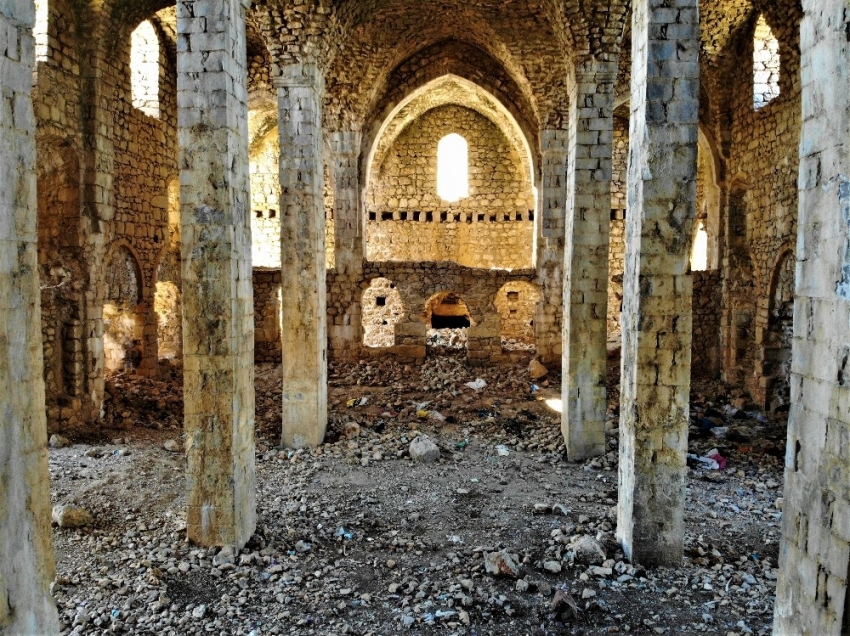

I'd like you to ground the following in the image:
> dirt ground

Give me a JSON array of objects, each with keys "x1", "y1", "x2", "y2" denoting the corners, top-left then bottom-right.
[{"x1": 48, "y1": 352, "x2": 786, "y2": 635}]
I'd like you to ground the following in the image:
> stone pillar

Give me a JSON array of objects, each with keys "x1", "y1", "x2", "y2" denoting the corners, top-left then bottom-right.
[
  {"x1": 774, "y1": 3, "x2": 850, "y2": 633},
  {"x1": 0, "y1": 1, "x2": 61, "y2": 632},
  {"x1": 561, "y1": 59, "x2": 617, "y2": 460},
  {"x1": 534, "y1": 129, "x2": 568, "y2": 365},
  {"x1": 277, "y1": 62, "x2": 327, "y2": 448},
  {"x1": 177, "y1": 0, "x2": 256, "y2": 549},
  {"x1": 616, "y1": 0, "x2": 699, "y2": 567},
  {"x1": 328, "y1": 131, "x2": 363, "y2": 361}
]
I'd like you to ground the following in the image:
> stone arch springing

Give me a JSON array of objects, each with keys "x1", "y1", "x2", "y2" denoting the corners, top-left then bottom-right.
[
  {"x1": 753, "y1": 15, "x2": 780, "y2": 111},
  {"x1": 362, "y1": 278, "x2": 404, "y2": 348},
  {"x1": 762, "y1": 248, "x2": 796, "y2": 412},
  {"x1": 494, "y1": 281, "x2": 542, "y2": 353},
  {"x1": 424, "y1": 291, "x2": 474, "y2": 352},
  {"x1": 131, "y1": 20, "x2": 161, "y2": 118},
  {"x1": 103, "y1": 243, "x2": 145, "y2": 374}
]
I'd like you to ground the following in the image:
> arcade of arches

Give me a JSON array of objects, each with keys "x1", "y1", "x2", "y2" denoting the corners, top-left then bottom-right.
[{"x1": 1, "y1": 0, "x2": 848, "y2": 634}]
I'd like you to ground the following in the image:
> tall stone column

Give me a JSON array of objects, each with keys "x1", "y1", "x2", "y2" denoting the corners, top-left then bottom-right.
[
  {"x1": 177, "y1": 0, "x2": 256, "y2": 549},
  {"x1": 0, "y1": 1, "x2": 60, "y2": 632},
  {"x1": 330, "y1": 131, "x2": 363, "y2": 276},
  {"x1": 328, "y1": 131, "x2": 363, "y2": 361},
  {"x1": 616, "y1": 0, "x2": 699, "y2": 566},
  {"x1": 774, "y1": 2, "x2": 850, "y2": 633},
  {"x1": 534, "y1": 129, "x2": 568, "y2": 364},
  {"x1": 277, "y1": 62, "x2": 327, "y2": 448},
  {"x1": 561, "y1": 59, "x2": 617, "y2": 460}
]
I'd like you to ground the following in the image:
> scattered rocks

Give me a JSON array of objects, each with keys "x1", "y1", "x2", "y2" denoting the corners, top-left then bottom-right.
[
  {"x1": 551, "y1": 588, "x2": 579, "y2": 619},
  {"x1": 163, "y1": 439, "x2": 181, "y2": 452},
  {"x1": 52, "y1": 504, "x2": 94, "y2": 529},
  {"x1": 529, "y1": 358, "x2": 549, "y2": 379},
  {"x1": 44, "y1": 360, "x2": 782, "y2": 636},
  {"x1": 484, "y1": 550, "x2": 521, "y2": 578},
  {"x1": 409, "y1": 435, "x2": 441, "y2": 462},
  {"x1": 567, "y1": 535, "x2": 607, "y2": 565},
  {"x1": 49, "y1": 434, "x2": 70, "y2": 449}
]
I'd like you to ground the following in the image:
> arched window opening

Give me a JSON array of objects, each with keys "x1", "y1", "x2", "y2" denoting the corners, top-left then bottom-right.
[
  {"x1": 753, "y1": 15, "x2": 780, "y2": 110},
  {"x1": 691, "y1": 222, "x2": 709, "y2": 271},
  {"x1": 425, "y1": 292, "x2": 473, "y2": 352},
  {"x1": 437, "y1": 134, "x2": 469, "y2": 202},
  {"x1": 131, "y1": 20, "x2": 160, "y2": 118},
  {"x1": 34, "y1": 0, "x2": 49, "y2": 61}
]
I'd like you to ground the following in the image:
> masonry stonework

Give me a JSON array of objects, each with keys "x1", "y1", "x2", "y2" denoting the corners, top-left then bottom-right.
[
  {"x1": 561, "y1": 59, "x2": 616, "y2": 461},
  {"x1": 177, "y1": 0, "x2": 256, "y2": 549},
  {"x1": 773, "y1": 2, "x2": 850, "y2": 632},
  {"x1": 0, "y1": 1, "x2": 60, "y2": 631},
  {"x1": 616, "y1": 0, "x2": 700, "y2": 567},
  {"x1": 278, "y1": 62, "x2": 328, "y2": 449}
]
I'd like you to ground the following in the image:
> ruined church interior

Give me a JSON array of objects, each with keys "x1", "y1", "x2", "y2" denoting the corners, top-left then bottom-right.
[{"x1": 2, "y1": 0, "x2": 849, "y2": 633}]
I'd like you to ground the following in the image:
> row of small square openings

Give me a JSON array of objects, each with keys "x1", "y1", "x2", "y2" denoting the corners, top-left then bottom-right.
[
  {"x1": 368, "y1": 210, "x2": 534, "y2": 223},
  {"x1": 255, "y1": 209, "x2": 277, "y2": 219}
]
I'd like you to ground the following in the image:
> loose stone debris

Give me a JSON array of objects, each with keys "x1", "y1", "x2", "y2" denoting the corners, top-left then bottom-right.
[{"x1": 48, "y1": 355, "x2": 784, "y2": 635}]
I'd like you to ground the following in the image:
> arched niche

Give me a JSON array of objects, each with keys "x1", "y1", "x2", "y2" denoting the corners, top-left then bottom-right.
[
  {"x1": 762, "y1": 249, "x2": 796, "y2": 412},
  {"x1": 103, "y1": 244, "x2": 145, "y2": 374}
]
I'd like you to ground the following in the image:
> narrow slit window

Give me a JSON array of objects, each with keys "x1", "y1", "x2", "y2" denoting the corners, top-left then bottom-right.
[
  {"x1": 753, "y1": 15, "x2": 780, "y2": 110},
  {"x1": 34, "y1": 0, "x2": 49, "y2": 61},
  {"x1": 691, "y1": 222, "x2": 708, "y2": 272},
  {"x1": 437, "y1": 134, "x2": 469, "y2": 202},
  {"x1": 131, "y1": 20, "x2": 160, "y2": 118}
]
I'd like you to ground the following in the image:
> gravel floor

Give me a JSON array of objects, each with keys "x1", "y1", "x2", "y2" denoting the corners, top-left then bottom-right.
[{"x1": 49, "y1": 354, "x2": 786, "y2": 635}]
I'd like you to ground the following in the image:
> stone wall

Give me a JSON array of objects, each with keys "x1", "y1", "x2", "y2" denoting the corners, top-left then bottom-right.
[
  {"x1": 33, "y1": 0, "x2": 88, "y2": 430},
  {"x1": 0, "y1": 1, "x2": 60, "y2": 631},
  {"x1": 362, "y1": 277, "x2": 405, "y2": 349},
  {"x1": 608, "y1": 219, "x2": 625, "y2": 337},
  {"x1": 366, "y1": 216, "x2": 534, "y2": 269},
  {"x1": 34, "y1": 3, "x2": 179, "y2": 430},
  {"x1": 722, "y1": 8, "x2": 801, "y2": 402},
  {"x1": 255, "y1": 264, "x2": 538, "y2": 364},
  {"x1": 366, "y1": 104, "x2": 535, "y2": 269},
  {"x1": 112, "y1": 17, "x2": 178, "y2": 376},
  {"x1": 103, "y1": 245, "x2": 144, "y2": 373},
  {"x1": 254, "y1": 269, "x2": 282, "y2": 363},
  {"x1": 691, "y1": 270, "x2": 722, "y2": 379},
  {"x1": 249, "y1": 126, "x2": 336, "y2": 271},
  {"x1": 774, "y1": 2, "x2": 850, "y2": 632}
]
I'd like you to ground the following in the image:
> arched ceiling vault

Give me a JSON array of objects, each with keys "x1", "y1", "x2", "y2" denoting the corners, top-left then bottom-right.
[
  {"x1": 364, "y1": 74, "x2": 538, "y2": 194},
  {"x1": 353, "y1": 40, "x2": 539, "y2": 156},
  {"x1": 321, "y1": 0, "x2": 575, "y2": 132}
]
